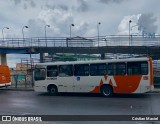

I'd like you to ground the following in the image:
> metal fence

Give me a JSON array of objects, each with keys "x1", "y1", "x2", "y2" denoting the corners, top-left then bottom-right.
[
  {"x1": 10, "y1": 74, "x2": 34, "y2": 88},
  {"x1": 1, "y1": 35, "x2": 160, "y2": 48}
]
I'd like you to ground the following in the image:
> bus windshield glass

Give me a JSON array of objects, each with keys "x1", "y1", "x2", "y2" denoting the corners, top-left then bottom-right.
[{"x1": 34, "y1": 68, "x2": 46, "y2": 81}]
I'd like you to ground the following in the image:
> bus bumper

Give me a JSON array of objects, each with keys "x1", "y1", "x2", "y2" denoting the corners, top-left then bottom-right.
[
  {"x1": 34, "y1": 86, "x2": 47, "y2": 93},
  {"x1": 0, "y1": 82, "x2": 11, "y2": 88}
]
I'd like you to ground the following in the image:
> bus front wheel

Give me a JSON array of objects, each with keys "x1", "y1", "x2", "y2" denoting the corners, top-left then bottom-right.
[
  {"x1": 48, "y1": 85, "x2": 58, "y2": 96},
  {"x1": 100, "y1": 85, "x2": 113, "y2": 97}
]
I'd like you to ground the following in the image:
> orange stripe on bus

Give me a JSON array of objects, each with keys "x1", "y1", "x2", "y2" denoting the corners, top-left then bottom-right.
[
  {"x1": 113, "y1": 76, "x2": 141, "y2": 93},
  {"x1": 91, "y1": 79, "x2": 103, "y2": 93},
  {"x1": 149, "y1": 57, "x2": 154, "y2": 86},
  {"x1": 91, "y1": 76, "x2": 142, "y2": 94}
]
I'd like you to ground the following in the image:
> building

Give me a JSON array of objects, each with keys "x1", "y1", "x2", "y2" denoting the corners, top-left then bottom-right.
[{"x1": 66, "y1": 36, "x2": 94, "y2": 47}]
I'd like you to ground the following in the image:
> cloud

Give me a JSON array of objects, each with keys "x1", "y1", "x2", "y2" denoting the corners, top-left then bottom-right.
[
  {"x1": 76, "y1": 0, "x2": 89, "y2": 12},
  {"x1": 117, "y1": 14, "x2": 141, "y2": 35},
  {"x1": 138, "y1": 13, "x2": 157, "y2": 33},
  {"x1": 27, "y1": 19, "x2": 45, "y2": 37},
  {"x1": 58, "y1": 4, "x2": 69, "y2": 11},
  {"x1": 118, "y1": 13, "x2": 158, "y2": 35},
  {"x1": 26, "y1": 7, "x2": 90, "y2": 37},
  {"x1": 44, "y1": 3, "x2": 68, "y2": 11},
  {"x1": 24, "y1": 3, "x2": 28, "y2": 9},
  {"x1": 13, "y1": 0, "x2": 21, "y2": 5},
  {"x1": 73, "y1": 21, "x2": 89, "y2": 36},
  {"x1": 116, "y1": 13, "x2": 158, "y2": 46},
  {"x1": 30, "y1": 0, "x2": 36, "y2": 8},
  {"x1": 99, "y1": 0, "x2": 125, "y2": 4},
  {"x1": 7, "y1": 54, "x2": 29, "y2": 68},
  {"x1": 85, "y1": 29, "x2": 97, "y2": 37},
  {"x1": 13, "y1": 0, "x2": 36, "y2": 9},
  {"x1": 44, "y1": 4, "x2": 56, "y2": 10}
]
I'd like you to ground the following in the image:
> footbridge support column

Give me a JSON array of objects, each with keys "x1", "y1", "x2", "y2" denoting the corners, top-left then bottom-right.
[
  {"x1": 0, "y1": 53, "x2": 7, "y2": 65},
  {"x1": 101, "y1": 53, "x2": 105, "y2": 60},
  {"x1": 40, "y1": 52, "x2": 45, "y2": 63}
]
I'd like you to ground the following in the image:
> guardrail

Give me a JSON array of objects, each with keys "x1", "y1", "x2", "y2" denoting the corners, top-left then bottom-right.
[{"x1": 1, "y1": 35, "x2": 160, "y2": 48}]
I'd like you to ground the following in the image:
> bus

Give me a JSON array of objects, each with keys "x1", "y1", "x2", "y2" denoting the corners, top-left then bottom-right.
[
  {"x1": 34, "y1": 57, "x2": 154, "y2": 97},
  {"x1": 0, "y1": 65, "x2": 11, "y2": 88}
]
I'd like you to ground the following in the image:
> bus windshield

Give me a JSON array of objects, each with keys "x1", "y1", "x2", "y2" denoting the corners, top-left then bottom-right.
[{"x1": 34, "y1": 68, "x2": 46, "y2": 81}]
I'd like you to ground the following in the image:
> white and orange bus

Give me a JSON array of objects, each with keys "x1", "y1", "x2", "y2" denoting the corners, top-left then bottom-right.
[
  {"x1": 34, "y1": 57, "x2": 154, "y2": 97},
  {"x1": 0, "y1": 65, "x2": 11, "y2": 88}
]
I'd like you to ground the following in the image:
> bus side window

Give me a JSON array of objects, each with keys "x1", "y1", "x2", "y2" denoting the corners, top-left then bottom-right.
[
  {"x1": 127, "y1": 62, "x2": 140, "y2": 75},
  {"x1": 141, "y1": 62, "x2": 148, "y2": 75},
  {"x1": 117, "y1": 63, "x2": 126, "y2": 75},
  {"x1": 74, "y1": 64, "x2": 89, "y2": 76},
  {"x1": 127, "y1": 62, "x2": 148, "y2": 75},
  {"x1": 40, "y1": 69, "x2": 46, "y2": 76},
  {"x1": 47, "y1": 65, "x2": 58, "y2": 77},
  {"x1": 127, "y1": 68, "x2": 132, "y2": 75},
  {"x1": 108, "y1": 63, "x2": 126, "y2": 76},
  {"x1": 34, "y1": 68, "x2": 46, "y2": 81},
  {"x1": 59, "y1": 65, "x2": 73, "y2": 77},
  {"x1": 108, "y1": 64, "x2": 114, "y2": 75},
  {"x1": 90, "y1": 63, "x2": 107, "y2": 76}
]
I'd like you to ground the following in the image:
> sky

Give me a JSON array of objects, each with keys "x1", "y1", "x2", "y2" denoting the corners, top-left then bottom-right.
[{"x1": 0, "y1": 0, "x2": 160, "y2": 67}]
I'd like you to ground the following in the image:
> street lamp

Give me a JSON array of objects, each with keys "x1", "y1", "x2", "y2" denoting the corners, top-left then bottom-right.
[
  {"x1": 130, "y1": 24, "x2": 139, "y2": 46},
  {"x1": 45, "y1": 25, "x2": 50, "y2": 47},
  {"x1": 2, "y1": 27, "x2": 9, "y2": 45},
  {"x1": 129, "y1": 20, "x2": 132, "y2": 46},
  {"x1": 22, "y1": 26, "x2": 29, "y2": 47},
  {"x1": 97, "y1": 22, "x2": 101, "y2": 47},
  {"x1": 70, "y1": 24, "x2": 74, "y2": 39}
]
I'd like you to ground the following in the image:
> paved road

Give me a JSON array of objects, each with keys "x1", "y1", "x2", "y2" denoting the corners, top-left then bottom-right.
[{"x1": 0, "y1": 90, "x2": 160, "y2": 124}]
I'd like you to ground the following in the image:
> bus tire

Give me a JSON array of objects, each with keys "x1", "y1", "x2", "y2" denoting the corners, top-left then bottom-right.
[
  {"x1": 48, "y1": 85, "x2": 58, "y2": 96},
  {"x1": 100, "y1": 85, "x2": 113, "y2": 97}
]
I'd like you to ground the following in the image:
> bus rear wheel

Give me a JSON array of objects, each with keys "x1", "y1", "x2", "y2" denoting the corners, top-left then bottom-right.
[
  {"x1": 100, "y1": 86, "x2": 113, "y2": 97},
  {"x1": 48, "y1": 85, "x2": 58, "y2": 96}
]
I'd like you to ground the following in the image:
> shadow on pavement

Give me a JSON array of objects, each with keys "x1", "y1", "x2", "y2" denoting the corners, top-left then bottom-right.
[{"x1": 37, "y1": 92, "x2": 151, "y2": 99}]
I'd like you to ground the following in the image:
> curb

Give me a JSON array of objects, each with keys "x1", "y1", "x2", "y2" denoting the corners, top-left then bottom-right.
[
  {"x1": 150, "y1": 91, "x2": 160, "y2": 93},
  {"x1": 152, "y1": 88, "x2": 160, "y2": 93},
  {"x1": 149, "y1": 91, "x2": 160, "y2": 93},
  {"x1": 0, "y1": 88, "x2": 34, "y2": 91}
]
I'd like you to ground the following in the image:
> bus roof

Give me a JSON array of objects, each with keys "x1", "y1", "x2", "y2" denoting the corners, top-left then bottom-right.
[{"x1": 36, "y1": 57, "x2": 150, "y2": 66}]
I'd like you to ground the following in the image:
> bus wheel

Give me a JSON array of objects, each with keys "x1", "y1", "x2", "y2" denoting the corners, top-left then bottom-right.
[
  {"x1": 48, "y1": 85, "x2": 58, "y2": 96},
  {"x1": 100, "y1": 86, "x2": 113, "y2": 97}
]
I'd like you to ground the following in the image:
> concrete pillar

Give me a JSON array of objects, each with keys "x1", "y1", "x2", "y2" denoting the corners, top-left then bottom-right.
[
  {"x1": 101, "y1": 53, "x2": 105, "y2": 60},
  {"x1": 0, "y1": 53, "x2": 7, "y2": 65},
  {"x1": 40, "y1": 52, "x2": 45, "y2": 63}
]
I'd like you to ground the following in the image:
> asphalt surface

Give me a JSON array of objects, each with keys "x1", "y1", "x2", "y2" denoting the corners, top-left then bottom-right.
[{"x1": 0, "y1": 90, "x2": 160, "y2": 124}]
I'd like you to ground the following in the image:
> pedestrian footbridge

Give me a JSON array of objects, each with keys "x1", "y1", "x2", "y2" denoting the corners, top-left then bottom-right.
[{"x1": 1, "y1": 35, "x2": 160, "y2": 65}]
